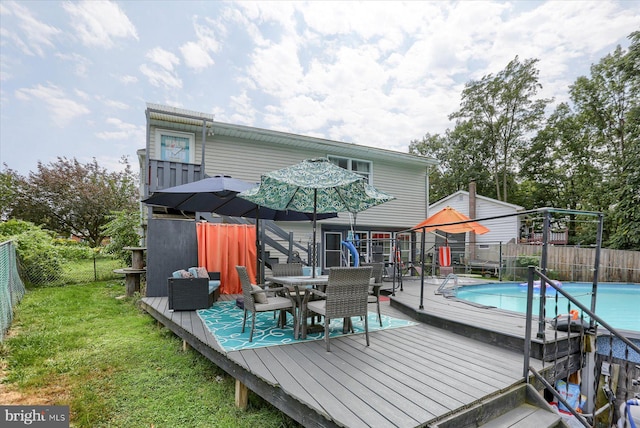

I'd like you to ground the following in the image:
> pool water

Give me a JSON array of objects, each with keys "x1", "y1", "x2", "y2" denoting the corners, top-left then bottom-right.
[{"x1": 454, "y1": 282, "x2": 640, "y2": 332}]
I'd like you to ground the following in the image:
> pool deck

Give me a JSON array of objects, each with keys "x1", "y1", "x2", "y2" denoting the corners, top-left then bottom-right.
[{"x1": 139, "y1": 275, "x2": 583, "y2": 427}]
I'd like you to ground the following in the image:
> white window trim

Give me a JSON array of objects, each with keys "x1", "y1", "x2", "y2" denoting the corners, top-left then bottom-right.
[
  {"x1": 327, "y1": 155, "x2": 372, "y2": 183},
  {"x1": 155, "y1": 129, "x2": 195, "y2": 163}
]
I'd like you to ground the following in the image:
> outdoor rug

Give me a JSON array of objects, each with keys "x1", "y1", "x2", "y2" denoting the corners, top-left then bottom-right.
[{"x1": 197, "y1": 301, "x2": 417, "y2": 352}]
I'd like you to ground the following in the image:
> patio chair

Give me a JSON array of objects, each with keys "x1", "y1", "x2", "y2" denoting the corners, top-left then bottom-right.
[
  {"x1": 271, "y1": 263, "x2": 304, "y2": 277},
  {"x1": 361, "y1": 262, "x2": 384, "y2": 326},
  {"x1": 303, "y1": 266, "x2": 372, "y2": 352},
  {"x1": 236, "y1": 266, "x2": 296, "y2": 342}
]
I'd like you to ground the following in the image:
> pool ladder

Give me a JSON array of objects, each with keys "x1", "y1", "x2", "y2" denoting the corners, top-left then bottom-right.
[{"x1": 436, "y1": 273, "x2": 459, "y2": 296}]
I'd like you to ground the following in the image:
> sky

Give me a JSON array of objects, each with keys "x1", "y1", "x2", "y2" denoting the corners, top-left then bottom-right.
[{"x1": 1, "y1": 1, "x2": 638, "y2": 176}]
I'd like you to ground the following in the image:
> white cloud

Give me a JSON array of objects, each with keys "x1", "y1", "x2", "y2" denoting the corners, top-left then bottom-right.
[
  {"x1": 179, "y1": 17, "x2": 223, "y2": 71},
  {"x1": 102, "y1": 99, "x2": 130, "y2": 110},
  {"x1": 1, "y1": 0, "x2": 61, "y2": 57},
  {"x1": 55, "y1": 52, "x2": 91, "y2": 77},
  {"x1": 117, "y1": 74, "x2": 138, "y2": 84},
  {"x1": 95, "y1": 117, "x2": 142, "y2": 140},
  {"x1": 63, "y1": 0, "x2": 138, "y2": 48},
  {"x1": 140, "y1": 47, "x2": 182, "y2": 89},
  {"x1": 14, "y1": 83, "x2": 90, "y2": 126},
  {"x1": 180, "y1": 41, "x2": 214, "y2": 71}
]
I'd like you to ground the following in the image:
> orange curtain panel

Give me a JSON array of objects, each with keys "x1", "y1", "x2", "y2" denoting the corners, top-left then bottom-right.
[{"x1": 196, "y1": 222, "x2": 257, "y2": 294}]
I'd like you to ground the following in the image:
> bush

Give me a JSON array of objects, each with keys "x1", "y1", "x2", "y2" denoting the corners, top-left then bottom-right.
[
  {"x1": 53, "y1": 238, "x2": 96, "y2": 261},
  {"x1": 101, "y1": 210, "x2": 141, "y2": 266},
  {"x1": 0, "y1": 220, "x2": 62, "y2": 285},
  {"x1": 516, "y1": 254, "x2": 541, "y2": 267}
]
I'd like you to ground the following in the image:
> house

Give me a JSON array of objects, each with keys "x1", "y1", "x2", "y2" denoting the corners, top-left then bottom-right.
[
  {"x1": 426, "y1": 182, "x2": 524, "y2": 271},
  {"x1": 140, "y1": 103, "x2": 438, "y2": 296}
]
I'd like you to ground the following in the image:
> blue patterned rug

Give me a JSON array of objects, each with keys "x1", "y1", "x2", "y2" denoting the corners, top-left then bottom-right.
[{"x1": 197, "y1": 301, "x2": 417, "y2": 352}]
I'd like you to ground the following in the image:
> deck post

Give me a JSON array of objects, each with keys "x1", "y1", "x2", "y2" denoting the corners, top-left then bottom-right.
[{"x1": 235, "y1": 379, "x2": 248, "y2": 409}]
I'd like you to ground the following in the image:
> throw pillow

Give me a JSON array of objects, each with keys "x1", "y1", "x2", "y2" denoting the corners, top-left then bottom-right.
[
  {"x1": 179, "y1": 270, "x2": 193, "y2": 278},
  {"x1": 251, "y1": 284, "x2": 268, "y2": 304},
  {"x1": 195, "y1": 267, "x2": 209, "y2": 278}
]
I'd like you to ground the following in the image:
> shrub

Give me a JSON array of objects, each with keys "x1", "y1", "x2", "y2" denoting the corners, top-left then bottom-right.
[
  {"x1": 53, "y1": 238, "x2": 96, "y2": 261},
  {"x1": 0, "y1": 219, "x2": 62, "y2": 285}
]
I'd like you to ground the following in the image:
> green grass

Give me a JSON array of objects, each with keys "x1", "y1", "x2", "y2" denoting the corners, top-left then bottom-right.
[{"x1": 1, "y1": 281, "x2": 300, "y2": 428}]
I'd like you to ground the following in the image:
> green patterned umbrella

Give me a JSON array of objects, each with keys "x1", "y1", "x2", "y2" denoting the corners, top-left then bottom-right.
[{"x1": 238, "y1": 158, "x2": 394, "y2": 276}]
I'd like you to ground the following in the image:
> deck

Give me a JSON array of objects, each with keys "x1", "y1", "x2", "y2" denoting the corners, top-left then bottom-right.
[{"x1": 140, "y1": 277, "x2": 559, "y2": 428}]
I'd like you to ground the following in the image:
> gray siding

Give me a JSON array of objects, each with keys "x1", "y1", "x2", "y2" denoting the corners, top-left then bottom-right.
[{"x1": 196, "y1": 132, "x2": 428, "y2": 230}]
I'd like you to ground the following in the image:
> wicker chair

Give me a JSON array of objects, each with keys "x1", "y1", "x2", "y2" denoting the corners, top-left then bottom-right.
[
  {"x1": 361, "y1": 262, "x2": 384, "y2": 326},
  {"x1": 303, "y1": 266, "x2": 372, "y2": 351},
  {"x1": 271, "y1": 263, "x2": 304, "y2": 277},
  {"x1": 236, "y1": 266, "x2": 296, "y2": 342}
]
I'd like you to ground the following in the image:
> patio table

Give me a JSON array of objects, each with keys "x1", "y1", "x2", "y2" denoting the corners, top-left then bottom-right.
[{"x1": 266, "y1": 275, "x2": 329, "y2": 339}]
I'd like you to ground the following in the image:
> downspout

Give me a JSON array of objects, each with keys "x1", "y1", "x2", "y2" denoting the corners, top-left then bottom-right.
[
  {"x1": 425, "y1": 166, "x2": 430, "y2": 219},
  {"x1": 201, "y1": 119, "x2": 207, "y2": 173},
  {"x1": 469, "y1": 180, "x2": 477, "y2": 261},
  {"x1": 143, "y1": 108, "x2": 151, "y2": 247}
]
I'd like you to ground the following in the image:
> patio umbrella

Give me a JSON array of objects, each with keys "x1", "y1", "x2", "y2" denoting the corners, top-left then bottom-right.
[
  {"x1": 237, "y1": 158, "x2": 395, "y2": 277},
  {"x1": 413, "y1": 206, "x2": 490, "y2": 235},
  {"x1": 142, "y1": 175, "x2": 336, "y2": 221},
  {"x1": 143, "y1": 175, "x2": 337, "y2": 282}
]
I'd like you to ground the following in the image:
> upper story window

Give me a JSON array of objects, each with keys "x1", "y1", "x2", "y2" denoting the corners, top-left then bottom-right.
[
  {"x1": 155, "y1": 129, "x2": 195, "y2": 163},
  {"x1": 328, "y1": 156, "x2": 372, "y2": 183}
]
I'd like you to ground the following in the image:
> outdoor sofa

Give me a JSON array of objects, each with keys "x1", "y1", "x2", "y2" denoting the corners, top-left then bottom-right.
[{"x1": 167, "y1": 267, "x2": 221, "y2": 311}]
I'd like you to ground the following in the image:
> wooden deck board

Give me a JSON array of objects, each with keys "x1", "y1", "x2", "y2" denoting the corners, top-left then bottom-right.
[{"x1": 140, "y1": 278, "x2": 549, "y2": 428}]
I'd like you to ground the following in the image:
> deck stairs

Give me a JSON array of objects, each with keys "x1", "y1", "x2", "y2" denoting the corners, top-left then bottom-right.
[{"x1": 432, "y1": 383, "x2": 567, "y2": 427}]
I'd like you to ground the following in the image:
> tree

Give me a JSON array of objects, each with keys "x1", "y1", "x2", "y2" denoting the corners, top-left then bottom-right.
[
  {"x1": 0, "y1": 165, "x2": 23, "y2": 221},
  {"x1": 101, "y1": 210, "x2": 142, "y2": 265},
  {"x1": 448, "y1": 56, "x2": 551, "y2": 203},
  {"x1": 409, "y1": 128, "x2": 494, "y2": 203},
  {"x1": 568, "y1": 32, "x2": 640, "y2": 246},
  {"x1": 9, "y1": 157, "x2": 138, "y2": 247}
]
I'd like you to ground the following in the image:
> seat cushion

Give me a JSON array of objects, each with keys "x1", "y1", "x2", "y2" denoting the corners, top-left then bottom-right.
[
  {"x1": 255, "y1": 296, "x2": 292, "y2": 310},
  {"x1": 306, "y1": 300, "x2": 326, "y2": 315},
  {"x1": 251, "y1": 284, "x2": 268, "y2": 304},
  {"x1": 367, "y1": 295, "x2": 378, "y2": 303},
  {"x1": 208, "y1": 280, "x2": 221, "y2": 290}
]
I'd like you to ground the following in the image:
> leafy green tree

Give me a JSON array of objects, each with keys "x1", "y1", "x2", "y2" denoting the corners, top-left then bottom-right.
[
  {"x1": 448, "y1": 56, "x2": 551, "y2": 203},
  {"x1": 0, "y1": 165, "x2": 23, "y2": 221},
  {"x1": 608, "y1": 134, "x2": 640, "y2": 250},
  {"x1": 101, "y1": 210, "x2": 141, "y2": 265},
  {"x1": 8, "y1": 157, "x2": 138, "y2": 247}
]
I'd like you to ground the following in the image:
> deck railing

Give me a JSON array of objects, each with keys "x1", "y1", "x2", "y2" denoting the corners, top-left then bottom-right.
[{"x1": 523, "y1": 266, "x2": 640, "y2": 428}]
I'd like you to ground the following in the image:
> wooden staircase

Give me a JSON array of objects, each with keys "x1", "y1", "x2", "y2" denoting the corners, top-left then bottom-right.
[{"x1": 432, "y1": 384, "x2": 567, "y2": 427}]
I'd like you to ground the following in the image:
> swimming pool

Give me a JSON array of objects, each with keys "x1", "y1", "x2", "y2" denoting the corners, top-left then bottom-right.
[{"x1": 454, "y1": 282, "x2": 640, "y2": 333}]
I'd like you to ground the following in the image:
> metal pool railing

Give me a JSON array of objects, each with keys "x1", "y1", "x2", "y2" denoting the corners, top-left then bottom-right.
[
  {"x1": 0, "y1": 240, "x2": 26, "y2": 342},
  {"x1": 524, "y1": 266, "x2": 640, "y2": 428}
]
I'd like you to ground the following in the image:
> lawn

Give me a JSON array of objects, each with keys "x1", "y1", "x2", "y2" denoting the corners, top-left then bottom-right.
[{"x1": 0, "y1": 280, "x2": 300, "y2": 428}]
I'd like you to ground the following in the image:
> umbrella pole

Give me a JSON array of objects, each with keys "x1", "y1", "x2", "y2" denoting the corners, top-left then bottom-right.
[
  {"x1": 255, "y1": 207, "x2": 262, "y2": 284},
  {"x1": 312, "y1": 190, "x2": 317, "y2": 278}
]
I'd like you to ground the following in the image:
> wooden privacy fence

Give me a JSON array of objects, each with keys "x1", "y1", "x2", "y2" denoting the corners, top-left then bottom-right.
[{"x1": 503, "y1": 244, "x2": 640, "y2": 283}]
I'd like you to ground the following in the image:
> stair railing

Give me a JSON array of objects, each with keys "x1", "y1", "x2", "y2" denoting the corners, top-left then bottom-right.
[{"x1": 523, "y1": 266, "x2": 640, "y2": 428}]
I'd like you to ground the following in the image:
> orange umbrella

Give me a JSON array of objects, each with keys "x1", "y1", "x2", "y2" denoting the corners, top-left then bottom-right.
[{"x1": 413, "y1": 206, "x2": 490, "y2": 235}]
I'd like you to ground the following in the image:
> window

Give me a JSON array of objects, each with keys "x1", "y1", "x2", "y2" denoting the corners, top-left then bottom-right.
[
  {"x1": 155, "y1": 129, "x2": 195, "y2": 163},
  {"x1": 327, "y1": 155, "x2": 372, "y2": 183}
]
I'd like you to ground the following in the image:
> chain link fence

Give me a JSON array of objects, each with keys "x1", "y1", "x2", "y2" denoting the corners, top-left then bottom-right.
[
  {"x1": 18, "y1": 253, "x2": 126, "y2": 287},
  {"x1": 1, "y1": 240, "x2": 26, "y2": 342}
]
